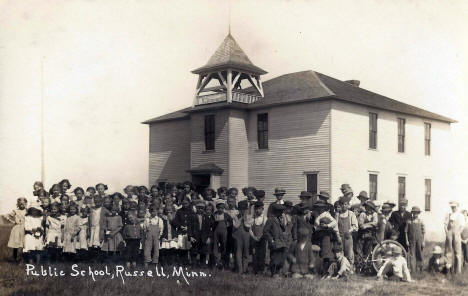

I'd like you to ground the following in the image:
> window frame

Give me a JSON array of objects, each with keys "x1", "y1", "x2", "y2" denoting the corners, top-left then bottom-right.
[
  {"x1": 369, "y1": 173, "x2": 378, "y2": 200},
  {"x1": 304, "y1": 172, "x2": 319, "y2": 195},
  {"x1": 425, "y1": 179, "x2": 431, "y2": 211},
  {"x1": 398, "y1": 176, "x2": 406, "y2": 202},
  {"x1": 257, "y1": 113, "x2": 269, "y2": 149},
  {"x1": 204, "y1": 114, "x2": 215, "y2": 151},
  {"x1": 369, "y1": 112, "x2": 378, "y2": 149},
  {"x1": 424, "y1": 122, "x2": 431, "y2": 156},
  {"x1": 398, "y1": 118, "x2": 406, "y2": 153}
]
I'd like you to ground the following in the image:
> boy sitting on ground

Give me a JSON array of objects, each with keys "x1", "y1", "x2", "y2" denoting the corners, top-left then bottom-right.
[{"x1": 377, "y1": 246, "x2": 412, "y2": 282}]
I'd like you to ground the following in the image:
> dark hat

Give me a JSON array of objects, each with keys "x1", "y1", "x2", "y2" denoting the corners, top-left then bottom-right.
[
  {"x1": 399, "y1": 199, "x2": 408, "y2": 206},
  {"x1": 340, "y1": 184, "x2": 351, "y2": 191},
  {"x1": 357, "y1": 191, "x2": 369, "y2": 200},
  {"x1": 176, "y1": 182, "x2": 184, "y2": 189},
  {"x1": 254, "y1": 201, "x2": 264, "y2": 208},
  {"x1": 299, "y1": 191, "x2": 313, "y2": 199},
  {"x1": 227, "y1": 187, "x2": 238, "y2": 195},
  {"x1": 284, "y1": 201, "x2": 293, "y2": 208},
  {"x1": 274, "y1": 187, "x2": 286, "y2": 196},
  {"x1": 364, "y1": 200, "x2": 377, "y2": 212},
  {"x1": 138, "y1": 186, "x2": 149, "y2": 193},
  {"x1": 272, "y1": 203, "x2": 286, "y2": 212},
  {"x1": 254, "y1": 189, "x2": 265, "y2": 198},
  {"x1": 296, "y1": 203, "x2": 311, "y2": 214},
  {"x1": 238, "y1": 200, "x2": 249, "y2": 211},
  {"x1": 314, "y1": 200, "x2": 329, "y2": 208},
  {"x1": 318, "y1": 191, "x2": 330, "y2": 200},
  {"x1": 411, "y1": 206, "x2": 421, "y2": 213},
  {"x1": 383, "y1": 200, "x2": 396, "y2": 208},
  {"x1": 339, "y1": 195, "x2": 352, "y2": 204},
  {"x1": 241, "y1": 187, "x2": 249, "y2": 195}
]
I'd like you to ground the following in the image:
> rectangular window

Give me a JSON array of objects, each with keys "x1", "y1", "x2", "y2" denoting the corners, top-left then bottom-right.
[
  {"x1": 425, "y1": 179, "x2": 431, "y2": 211},
  {"x1": 369, "y1": 174, "x2": 378, "y2": 200},
  {"x1": 398, "y1": 118, "x2": 405, "y2": 152},
  {"x1": 425, "y1": 123, "x2": 431, "y2": 155},
  {"x1": 306, "y1": 173, "x2": 318, "y2": 195},
  {"x1": 369, "y1": 112, "x2": 378, "y2": 149},
  {"x1": 204, "y1": 115, "x2": 215, "y2": 151},
  {"x1": 257, "y1": 113, "x2": 268, "y2": 149},
  {"x1": 398, "y1": 176, "x2": 406, "y2": 202}
]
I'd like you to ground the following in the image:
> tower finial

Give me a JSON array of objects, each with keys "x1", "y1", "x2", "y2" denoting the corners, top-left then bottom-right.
[{"x1": 228, "y1": 0, "x2": 231, "y2": 35}]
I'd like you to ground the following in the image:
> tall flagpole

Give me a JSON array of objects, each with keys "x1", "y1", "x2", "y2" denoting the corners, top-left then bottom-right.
[{"x1": 41, "y1": 57, "x2": 45, "y2": 184}]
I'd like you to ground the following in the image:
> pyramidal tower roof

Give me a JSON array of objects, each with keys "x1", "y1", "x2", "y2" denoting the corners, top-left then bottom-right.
[{"x1": 192, "y1": 34, "x2": 267, "y2": 75}]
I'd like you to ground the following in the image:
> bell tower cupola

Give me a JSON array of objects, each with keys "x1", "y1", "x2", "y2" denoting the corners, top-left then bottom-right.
[{"x1": 191, "y1": 34, "x2": 267, "y2": 107}]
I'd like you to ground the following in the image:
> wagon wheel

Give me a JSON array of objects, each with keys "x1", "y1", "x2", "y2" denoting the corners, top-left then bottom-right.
[{"x1": 371, "y1": 240, "x2": 407, "y2": 273}]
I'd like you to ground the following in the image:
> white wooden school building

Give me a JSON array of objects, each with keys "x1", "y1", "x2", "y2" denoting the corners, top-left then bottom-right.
[{"x1": 143, "y1": 34, "x2": 455, "y2": 240}]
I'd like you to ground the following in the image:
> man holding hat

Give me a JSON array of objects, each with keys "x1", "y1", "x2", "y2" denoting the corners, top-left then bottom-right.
[
  {"x1": 267, "y1": 187, "x2": 286, "y2": 218},
  {"x1": 444, "y1": 200, "x2": 465, "y2": 274},
  {"x1": 389, "y1": 199, "x2": 412, "y2": 251},
  {"x1": 264, "y1": 203, "x2": 288, "y2": 277}
]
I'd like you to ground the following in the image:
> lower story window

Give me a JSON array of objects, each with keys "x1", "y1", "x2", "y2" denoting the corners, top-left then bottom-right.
[
  {"x1": 369, "y1": 174, "x2": 378, "y2": 200},
  {"x1": 306, "y1": 173, "x2": 318, "y2": 195},
  {"x1": 425, "y1": 179, "x2": 431, "y2": 211}
]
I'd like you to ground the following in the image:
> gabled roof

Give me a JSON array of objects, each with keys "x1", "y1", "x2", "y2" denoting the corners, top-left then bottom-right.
[
  {"x1": 142, "y1": 70, "x2": 456, "y2": 124},
  {"x1": 192, "y1": 34, "x2": 267, "y2": 75}
]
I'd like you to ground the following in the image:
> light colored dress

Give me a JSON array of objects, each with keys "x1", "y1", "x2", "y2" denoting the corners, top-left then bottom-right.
[
  {"x1": 24, "y1": 216, "x2": 44, "y2": 252},
  {"x1": 6, "y1": 209, "x2": 26, "y2": 248},
  {"x1": 101, "y1": 214, "x2": 123, "y2": 252},
  {"x1": 89, "y1": 207, "x2": 103, "y2": 247},
  {"x1": 75, "y1": 217, "x2": 89, "y2": 250},
  {"x1": 45, "y1": 216, "x2": 64, "y2": 247},
  {"x1": 62, "y1": 215, "x2": 80, "y2": 253}
]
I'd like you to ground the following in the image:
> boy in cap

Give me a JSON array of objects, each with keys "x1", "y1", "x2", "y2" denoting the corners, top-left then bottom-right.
[
  {"x1": 264, "y1": 203, "x2": 288, "y2": 277},
  {"x1": 143, "y1": 204, "x2": 164, "y2": 266},
  {"x1": 389, "y1": 199, "x2": 412, "y2": 251},
  {"x1": 250, "y1": 201, "x2": 267, "y2": 274},
  {"x1": 444, "y1": 201, "x2": 465, "y2": 274},
  {"x1": 405, "y1": 206, "x2": 425, "y2": 272},
  {"x1": 377, "y1": 201, "x2": 397, "y2": 243},
  {"x1": 314, "y1": 200, "x2": 339, "y2": 271},
  {"x1": 427, "y1": 245, "x2": 450, "y2": 274},
  {"x1": 377, "y1": 246, "x2": 412, "y2": 282},
  {"x1": 189, "y1": 200, "x2": 213, "y2": 267},
  {"x1": 358, "y1": 200, "x2": 379, "y2": 257},
  {"x1": 323, "y1": 245, "x2": 352, "y2": 279},
  {"x1": 232, "y1": 200, "x2": 253, "y2": 273},
  {"x1": 212, "y1": 200, "x2": 232, "y2": 269},
  {"x1": 335, "y1": 200, "x2": 358, "y2": 265},
  {"x1": 267, "y1": 187, "x2": 286, "y2": 218}
]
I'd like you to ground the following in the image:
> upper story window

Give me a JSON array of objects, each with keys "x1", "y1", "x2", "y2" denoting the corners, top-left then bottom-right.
[
  {"x1": 257, "y1": 113, "x2": 268, "y2": 149},
  {"x1": 398, "y1": 118, "x2": 406, "y2": 153},
  {"x1": 204, "y1": 115, "x2": 215, "y2": 151},
  {"x1": 369, "y1": 112, "x2": 378, "y2": 149},
  {"x1": 424, "y1": 122, "x2": 431, "y2": 156}
]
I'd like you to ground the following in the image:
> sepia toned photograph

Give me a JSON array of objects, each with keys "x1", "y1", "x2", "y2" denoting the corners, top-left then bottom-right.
[{"x1": 0, "y1": 1, "x2": 467, "y2": 295}]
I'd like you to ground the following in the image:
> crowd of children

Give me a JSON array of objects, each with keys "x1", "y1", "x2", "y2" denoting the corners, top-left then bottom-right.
[{"x1": 5, "y1": 180, "x2": 468, "y2": 281}]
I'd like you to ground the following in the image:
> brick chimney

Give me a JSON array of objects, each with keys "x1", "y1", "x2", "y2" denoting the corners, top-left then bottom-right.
[{"x1": 344, "y1": 80, "x2": 360, "y2": 87}]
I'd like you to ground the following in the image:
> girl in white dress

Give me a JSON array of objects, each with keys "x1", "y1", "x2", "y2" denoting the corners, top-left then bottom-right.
[
  {"x1": 45, "y1": 203, "x2": 64, "y2": 262},
  {"x1": 24, "y1": 203, "x2": 45, "y2": 263},
  {"x1": 62, "y1": 204, "x2": 81, "y2": 260},
  {"x1": 6, "y1": 197, "x2": 27, "y2": 262}
]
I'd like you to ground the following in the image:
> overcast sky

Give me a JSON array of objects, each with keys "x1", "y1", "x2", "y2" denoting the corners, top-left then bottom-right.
[{"x1": 0, "y1": 1, "x2": 467, "y2": 213}]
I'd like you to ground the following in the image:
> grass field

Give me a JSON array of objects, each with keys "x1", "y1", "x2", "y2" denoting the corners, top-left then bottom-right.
[{"x1": 0, "y1": 225, "x2": 467, "y2": 296}]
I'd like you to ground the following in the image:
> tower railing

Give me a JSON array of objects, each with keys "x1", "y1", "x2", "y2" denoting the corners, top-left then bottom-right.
[{"x1": 196, "y1": 91, "x2": 262, "y2": 106}]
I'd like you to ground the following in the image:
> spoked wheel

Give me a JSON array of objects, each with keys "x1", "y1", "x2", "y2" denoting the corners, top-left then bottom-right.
[{"x1": 371, "y1": 240, "x2": 407, "y2": 273}]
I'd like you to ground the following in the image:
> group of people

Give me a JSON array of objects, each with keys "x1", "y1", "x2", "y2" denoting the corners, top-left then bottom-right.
[{"x1": 4, "y1": 180, "x2": 468, "y2": 281}]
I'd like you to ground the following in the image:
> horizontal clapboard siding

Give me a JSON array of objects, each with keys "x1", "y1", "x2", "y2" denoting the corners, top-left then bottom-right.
[
  {"x1": 248, "y1": 100, "x2": 331, "y2": 205},
  {"x1": 190, "y1": 110, "x2": 229, "y2": 186},
  {"x1": 330, "y1": 100, "x2": 452, "y2": 241},
  {"x1": 149, "y1": 119, "x2": 191, "y2": 184},
  {"x1": 228, "y1": 109, "x2": 249, "y2": 189}
]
